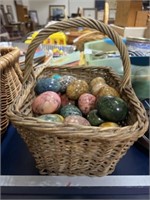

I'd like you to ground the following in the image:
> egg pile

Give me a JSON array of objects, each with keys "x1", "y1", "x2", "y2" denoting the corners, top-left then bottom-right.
[{"x1": 32, "y1": 74, "x2": 128, "y2": 128}]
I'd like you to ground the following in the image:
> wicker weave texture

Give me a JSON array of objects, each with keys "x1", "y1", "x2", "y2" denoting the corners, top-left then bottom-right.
[
  {"x1": 7, "y1": 18, "x2": 149, "y2": 176},
  {"x1": 0, "y1": 47, "x2": 23, "y2": 134}
]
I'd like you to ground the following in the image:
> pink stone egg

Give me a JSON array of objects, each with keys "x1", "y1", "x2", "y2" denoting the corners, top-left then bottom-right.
[
  {"x1": 32, "y1": 91, "x2": 61, "y2": 114},
  {"x1": 78, "y1": 93, "x2": 96, "y2": 115},
  {"x1": 64, "y1": 115, "x2": 91, "y2": 126}
]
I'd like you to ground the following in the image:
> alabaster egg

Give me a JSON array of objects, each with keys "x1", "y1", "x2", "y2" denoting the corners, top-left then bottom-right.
[
  {"x1": 97, "y1": 85, "x2": 120, "y2": 97},
  {"x1": 66, "y1": 79, "x2": 89, "y2": 100},
  {"x1": 64, "y1": 115, "x2": 91, "y2": 126},
  {"x1": 78, "y1": 93, "x2": 96, "y2": 115},
  {"x1": 34, "y1": 77, "x2": 61, "y2": 95},
  {"x1": 90, "y1": 77, "x2": 106, "y2": 88},
  {"x1": 32, "y1": 91, "x2": 61, "y2": 114},
  {"x1": 59, "y1": 75, "x2": 77, "y2": 93},
  {"x1": 91, "y1": 82, "x2": 107, "y2": 96},
  {"x1": 36, "y1": 114, "x2": 64, "y2": 123}
]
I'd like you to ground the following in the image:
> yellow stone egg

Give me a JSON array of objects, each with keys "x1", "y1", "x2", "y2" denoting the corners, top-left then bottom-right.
[
  {"x1": 99, "y1": 122, "x2": 119, "y2": 128},
  {"x1": 66, "y1": 79, "x2": 89, "y2": 100},
  {"x1": 97, "y1": 85, "x2": 120, "y2": 97}
]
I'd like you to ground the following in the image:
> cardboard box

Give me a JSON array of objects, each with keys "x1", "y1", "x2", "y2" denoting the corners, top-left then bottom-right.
[
  {"x1": 110, "y1": 24, "x2": 147, "y2": 37},
  {"x1": 135, "y1": 11, "x2": 149, "y2": 27},
  {"x1": 115, "y1": 0, "x2": 142, "y2": 27}
]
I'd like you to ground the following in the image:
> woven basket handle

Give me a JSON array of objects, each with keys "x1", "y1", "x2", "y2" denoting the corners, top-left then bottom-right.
[{"x1": 24, "y1": 17, "x2": 131, "y2": 88}]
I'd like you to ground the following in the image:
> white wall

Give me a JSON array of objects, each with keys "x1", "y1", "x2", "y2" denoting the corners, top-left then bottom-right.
[
  {"x1": 28, "y1": 0, "x2": 68, "y2": 25},
  {"x1": 1, "y1": 0, "x2": 116, "y2": 25},
  {"x1": 28, "y1": 0, "x2": 95, "y2": 25}
]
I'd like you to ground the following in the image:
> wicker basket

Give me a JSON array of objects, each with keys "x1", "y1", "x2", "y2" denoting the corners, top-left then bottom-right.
[
  {"x1": 0, "y1": 47, "x2": 23, "y2": 134},
  {"x1": 7, "y1": 18, "x2": 149, "y2": 176}
]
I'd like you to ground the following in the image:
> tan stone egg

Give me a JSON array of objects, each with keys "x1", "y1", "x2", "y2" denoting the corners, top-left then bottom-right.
[
  {"x1": 90, "y1": 77, "x2": 106, "y2": 88},
  {"x1": 97, "y1": 85, "x2": 120, "y2": 97},
  {"x1": 91, "y1": 83, "x2": 107, "y2": 96},
  {"x1": 66, "y1": 79, "x2": 89, "y2": 100}
]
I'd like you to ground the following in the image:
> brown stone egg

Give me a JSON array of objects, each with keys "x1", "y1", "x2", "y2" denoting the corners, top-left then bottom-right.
[
  {"x1": 66, "y1": 79, "x2": 89, "y2": 100},
  {"x1": 97, "y1": 85, "x2": 120, "y2": 97}
]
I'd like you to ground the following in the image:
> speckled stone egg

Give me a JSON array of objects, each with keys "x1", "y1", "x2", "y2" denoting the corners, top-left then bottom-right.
[
  {"x1": 91, "y1": 83, "x2": 107, "y2": 96},
  {"x1": 66, "y1": 79, "x2": 89, "y2": 100},
  {"x1": 78, "y1": 93, "x2": 96, "y2": 115},
  {"x1": 87, "y1": 109, "x2": 104, "y2": 126},
  {"x1": 99, "y1": 122, "x2": 119, "y2": 128},
  {"x1": 32, "y1": 91, "x2": 61, "y2": 114},
  {"x1": 60, "y1": 93, "x2": 75, "y2": 106},
  {"x1": 59, "y1": 75, "x2": 77, "y2": 93},
  {"x1": 60, "y1": 104, "x2": 82, "y2": 118},
  {"x1": 36, "y1": 114, "x2": 64, "y2": 123},
  {"x1": 90, "y1": 77, "x2": 106, "y2": 88},
  {"x1": 34, "y1": 78, "x2": 61, "y2": 95},
  {"x1": 96, "y1": 96, "x2": 128, "y2": 122},
  {"x1": 64, "y1": 115, "x2": 91, "y2": 126},
  {"x1": 97, "y1": 85, "x2": 120, "y2": 97}
]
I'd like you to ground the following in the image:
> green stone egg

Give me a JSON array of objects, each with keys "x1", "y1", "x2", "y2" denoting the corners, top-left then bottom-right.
[
  {"x1": 36, "y1": 114, "x2": 64, "y2": 123},
  {"x1": 87, "y1": 109, "x2": 104, "y2": 126},
  {"x1": 96, "y1": 96, "x2": 128, "y2": 122},
  {"x1": 60, "y1": 104, "x2": 82, "y2": 118}
]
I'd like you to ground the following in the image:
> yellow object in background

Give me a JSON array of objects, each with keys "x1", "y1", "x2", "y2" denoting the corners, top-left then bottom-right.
[
  {"x1": 25, "y1": 31, "x2": 67, "y2": 45},
  {"x1": 49, "y1": 32, "x2": 67, "y2": 45}
]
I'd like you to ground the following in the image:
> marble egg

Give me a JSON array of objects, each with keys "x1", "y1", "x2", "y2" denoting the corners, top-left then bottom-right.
[
  {"x1": 87, "y1": 109, "x2": 104, "y2": 126},
  {"x1": 96, "y1": 96, "x2": 128, "y2": 122},
  {"x1": 36, "y1": 114, "x2": 64, "y2": 123},
  {"x1": 64, "y1": 115, "x2": 91, "y2": 126},
  {"x1": 66, "y1": 79, "x2": 89, "y2": 100},
  {"x1": 34, "y1": 77, "x2": 61, "y2": 95},
  {"x1": 90, "y1": 77, "x2": 106, "y2": 88},
  {"x1": 60, "y1": 104, "x2": 82, "y2": 118},
  {"x1": 60, "y1": 93, "x2": 75, "y2": 107},
  {"x1": 91, "y1": 82, "x2": 107, "y2": 96},
  {"x1": 78, "y1": 93, "x2": 96, "y2": 115},
  {"x1": 59, "y1": 75, "x2": 77, "y2": 93},
  {"x1": 97, "y1": 85, "x2": 120, "y2": 97},
  {"x1": 51, "y1": 74, "x2": 62, "y2": 80},
  {"x1": 32, "y1": 91, "x2": 61, "y2": 114},
  {"x1": 99, "y1": 122, "x2": 119, "y2": 128}
]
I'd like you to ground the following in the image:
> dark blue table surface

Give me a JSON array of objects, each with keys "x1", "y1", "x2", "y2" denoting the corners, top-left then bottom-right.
[
  {"x1": 1, "y1": 123, "x2": 149, "y2": 175},
  {"x1": 1, "y1": 123, "x2": 149, "y2": 199}
]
